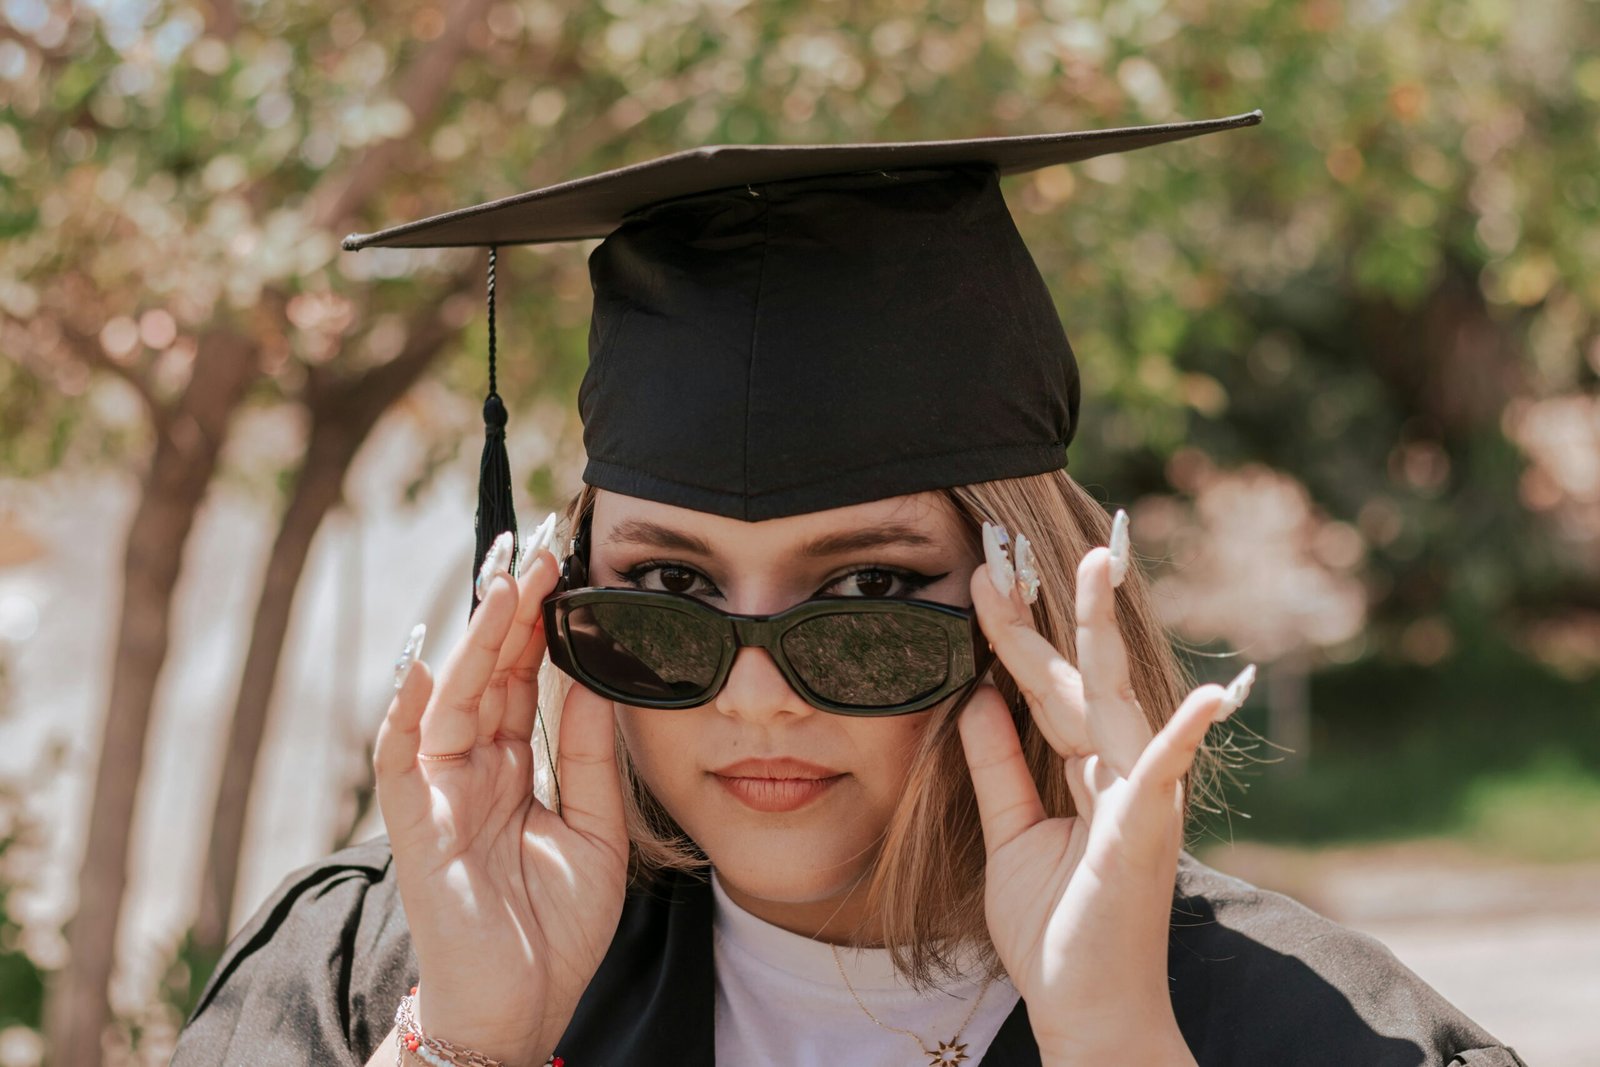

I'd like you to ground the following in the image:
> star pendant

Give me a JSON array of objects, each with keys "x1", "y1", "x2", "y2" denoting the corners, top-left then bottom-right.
[{"x1": 926, "y1": 1040, "x2": 969, "y2": 1065}]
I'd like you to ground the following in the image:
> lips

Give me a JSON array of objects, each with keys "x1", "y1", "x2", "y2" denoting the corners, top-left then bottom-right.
[
  {"x1": 711, "y1": 757, "x2": 843, "y2": 779},
  {"x1": 710, "y1": 757, "x2": 846, "y2": 813}
]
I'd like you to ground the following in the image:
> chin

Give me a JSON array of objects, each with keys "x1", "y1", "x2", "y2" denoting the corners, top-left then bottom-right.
[
  {"x1": 701, "y1": 834, "x2": 877, "y2": 903},
  {"x1": 694, "y1": 819, "x2": 883, "y2": 902}
]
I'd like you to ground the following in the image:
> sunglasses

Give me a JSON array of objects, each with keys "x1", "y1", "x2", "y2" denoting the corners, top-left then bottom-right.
[{"x1": 541, "y1": 512, "x2": 994, "y2": 716}]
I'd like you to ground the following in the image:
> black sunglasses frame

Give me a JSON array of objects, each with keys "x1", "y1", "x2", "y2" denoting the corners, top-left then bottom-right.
[{"x1": 541, "y1": 511, "x2": 995, "y2": 716}]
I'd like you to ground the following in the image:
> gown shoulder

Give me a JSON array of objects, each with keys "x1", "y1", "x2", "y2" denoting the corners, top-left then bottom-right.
[
  {"x1": 1169, "y1": 852, "x2": 1530, "y2": 1067},
  {"x1": 171, "y1": 837, "x2": 412, "y2": 1066}
]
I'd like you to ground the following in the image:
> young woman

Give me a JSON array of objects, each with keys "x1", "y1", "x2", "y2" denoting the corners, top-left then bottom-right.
[{"x1": 172, "y1": 115, "x2": 1525, "y2": 1066}]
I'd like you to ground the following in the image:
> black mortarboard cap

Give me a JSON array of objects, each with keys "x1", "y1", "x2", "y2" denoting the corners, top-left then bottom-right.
[{"x1": 343, "y1": 110, "x2": 1263, "y2": 614}]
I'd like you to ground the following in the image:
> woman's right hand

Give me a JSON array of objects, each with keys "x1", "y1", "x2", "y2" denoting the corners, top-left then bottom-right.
[{"x1": 374, "y1": 530, "x2": 629, "y2": 1067}]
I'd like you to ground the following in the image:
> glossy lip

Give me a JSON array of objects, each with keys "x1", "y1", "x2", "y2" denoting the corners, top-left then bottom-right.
[
  {"x1": 710, "y1": 757, "x2": 844, "y2": 779},
  {"x1": 711, "y1": 757, "x2": 847, "y2": 814}
]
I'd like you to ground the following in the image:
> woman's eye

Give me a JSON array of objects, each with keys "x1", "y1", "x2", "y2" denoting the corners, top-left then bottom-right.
[
  {"x1": 620, "y1": 563, "x2": 713, "y2": 595},
  {"x1": 832, "y1": 566, "x2": 908, "y2": 601},
  {"x1": 618, "y1": 563, "x2": 941, "y2": 600}
]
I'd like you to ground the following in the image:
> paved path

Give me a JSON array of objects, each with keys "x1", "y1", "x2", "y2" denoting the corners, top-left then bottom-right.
[{"x1": 1199, "y1": 841, "x2": 1599, "y2": 1066}]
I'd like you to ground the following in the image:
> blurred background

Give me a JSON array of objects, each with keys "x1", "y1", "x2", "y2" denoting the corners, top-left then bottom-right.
[{"x1": 1, "y1": 0, "x2": 1596, "y2": 1063}]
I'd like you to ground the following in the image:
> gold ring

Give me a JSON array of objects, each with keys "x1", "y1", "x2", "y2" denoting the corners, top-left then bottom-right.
[{"x1": 418, "y1": 749, "x2": 472, "y2": 762}]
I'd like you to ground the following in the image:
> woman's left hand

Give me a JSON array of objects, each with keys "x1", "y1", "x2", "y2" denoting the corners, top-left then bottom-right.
[{"x1": 957, "y1": 515, "x2": 1252, "y2": 1066}]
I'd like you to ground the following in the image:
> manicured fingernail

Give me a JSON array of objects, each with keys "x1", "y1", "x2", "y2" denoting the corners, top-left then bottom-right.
[
  {"x1": 1108, "y1": 509, "x2": 1130, "y2": 589},
  {"x1": 982, "y1": 522, "x2": 1015, "y2": 598},
  {"x1": 534, "y1": 511, "x2": 559, "y2": 552},
  {"x1": 1013, "y1": 531, "x2": 1040, "y2": 605},
  {"x1": 519, "y1": 511, "x2": 558, "y2": 573},
  {"x1": 1214, "y1": 663, "x2": 1256, "y2": 722},
  {"x1": 476, "y1": 530, "x2": 515, "y2": 601},
  {"x1": 394, "y1": 623, "x2": 426, "y2": 690}
]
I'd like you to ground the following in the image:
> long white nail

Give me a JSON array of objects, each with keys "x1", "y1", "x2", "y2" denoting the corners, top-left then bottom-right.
[
  {"x1": 1214, "y1": 663, "x2": 1256, "y2": 722},
  {"x1": 475, "y1": 530, "x2": 515, "y2": 600},
  {"x1": 981, "y1": 522, "x2": 1015, "y2": 598},
  {"x1": 394, "y1": 623, "x2": 426, "y2": 690},
  {"x1": 1013, "y1": 531, "x2": 1040, "y2": 605},
  {"x1": 1108, "y1": 509, "x2": 1130, "y2": 588},
  {"x1": 533, "y1": 511, "x2": 559, "y2": 553},
  {"x1": 518, "y1": 511, "x2": 558, "y2": 573}
]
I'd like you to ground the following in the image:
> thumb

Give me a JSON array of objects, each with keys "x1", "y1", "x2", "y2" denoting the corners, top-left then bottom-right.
[{"x1": 553, "y1": 681, "x2": 626, "y2": 844}]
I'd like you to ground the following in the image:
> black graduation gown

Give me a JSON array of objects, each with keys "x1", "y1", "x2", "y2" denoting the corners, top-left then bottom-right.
[{"x1": 171, "y1": 837, "x2": 1529, "y2": 1066}]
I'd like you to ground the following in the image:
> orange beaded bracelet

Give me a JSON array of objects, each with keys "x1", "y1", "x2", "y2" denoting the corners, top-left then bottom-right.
[{"x1": 394, "y1": 987, "x2": 566, "y2": 1067}]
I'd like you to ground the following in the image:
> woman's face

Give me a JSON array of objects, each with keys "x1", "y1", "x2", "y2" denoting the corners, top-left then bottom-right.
[{"x1": 587, "y1": 487, "x2": 981, "y2": 941}]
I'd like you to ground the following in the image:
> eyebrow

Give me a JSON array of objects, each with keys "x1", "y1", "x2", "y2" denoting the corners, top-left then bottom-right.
[
  {"x1": 602, "y1": 519, "x2": 940, "y2": 559},
  {"x1": 797, "y1": 524, "x2": 941, "y2": 557},
  {"x1": 603, "y1": 520, "x2": 715, "y2": 555}
]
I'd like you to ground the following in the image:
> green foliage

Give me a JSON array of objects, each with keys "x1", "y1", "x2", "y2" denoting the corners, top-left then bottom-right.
[
  {"x1": 157, "y1": 926, "x2": 226, "y2": 1028},
  {"x1": 1461, "y1": 753, "x2": 1600, "y2": 862},
  {"x1": 0, "y1": 820, "x2": 47, "y2": 1033},
  {"x1": 523, "y1": 462, "x2": 558, "y2": 509},
  {"x1": 0, "y1": 650, "x2": 48, "y2": 1038},
  {"x1": 1198, "y1": 626, "x2": 1600, "y2": 856}
]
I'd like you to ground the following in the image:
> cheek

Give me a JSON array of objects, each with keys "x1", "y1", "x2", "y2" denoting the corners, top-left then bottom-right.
[
  {"x1": 848, "y1": 717, "x2": 927, "y2": 800},
  {"x1": 614, "y1": 705, "x2": 689, "y2": 789}
]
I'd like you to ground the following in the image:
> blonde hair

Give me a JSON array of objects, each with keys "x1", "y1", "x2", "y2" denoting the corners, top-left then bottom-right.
[{"x1": 533, "y1": 469, "x2": 1214, "y2": 988}]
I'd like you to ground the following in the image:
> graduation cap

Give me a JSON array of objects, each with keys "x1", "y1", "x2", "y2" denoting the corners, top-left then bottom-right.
[{"x1": 342, "y1": 109, "x2": 1263, "y2": 615}]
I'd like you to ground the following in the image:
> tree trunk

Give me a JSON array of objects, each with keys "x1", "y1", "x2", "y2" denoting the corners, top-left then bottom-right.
[
  {"x1": 44, "y1": 334, "x2": 259, "y2": 1067},
  {"x1": 1357, "y1": 259, "x2": 1523, "y2": 440},
  {"x1": 1265, "y1": 649, "x2": 1311, "y2": 774},
  {"x1": 194, "y1": 307, "x2": 461, "y2": 958},
  {"x1": 191, "y1": 406, "x2": 361, "y2": 953},
  {"x1": 187, "y1": 0, "x2": 493, "y2": 960}
]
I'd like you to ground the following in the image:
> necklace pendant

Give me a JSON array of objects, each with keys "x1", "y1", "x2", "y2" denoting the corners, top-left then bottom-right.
[{"x1": 926, "y1": 1040, "x2": 969, "y2": 1065}]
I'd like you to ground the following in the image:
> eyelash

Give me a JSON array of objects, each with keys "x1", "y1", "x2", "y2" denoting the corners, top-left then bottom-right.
[{"x1": 615, "y1": 560, "x2": 946, "y2": 600}]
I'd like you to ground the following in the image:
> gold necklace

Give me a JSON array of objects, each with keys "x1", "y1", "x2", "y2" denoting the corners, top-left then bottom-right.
[{"x1": 829, "y1": 942, "x2": 997, "y2": 1066}]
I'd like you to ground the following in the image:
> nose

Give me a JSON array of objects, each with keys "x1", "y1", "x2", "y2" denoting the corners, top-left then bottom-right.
[{"x1": 713, "y1": 646, "x2": 814, "y2": 724}]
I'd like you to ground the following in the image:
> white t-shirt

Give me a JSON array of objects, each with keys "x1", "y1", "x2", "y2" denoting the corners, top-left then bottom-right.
[{"x1": 711, "y1": 869, "x2": 1021, "y2": 1065}]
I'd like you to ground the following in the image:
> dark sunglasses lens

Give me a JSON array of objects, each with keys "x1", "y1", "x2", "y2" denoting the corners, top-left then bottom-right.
[
  {"x1": 567, "y1": 601, "x2": 724, "y2": 703},
  {"x1": 780, "y1": 611, "x2": 950, "y2": 708}
]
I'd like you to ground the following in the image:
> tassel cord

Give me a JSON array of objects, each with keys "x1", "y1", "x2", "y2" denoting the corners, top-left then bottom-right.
[{"x1": 472, "y1": 246, "x2": 518, "y2": 618}]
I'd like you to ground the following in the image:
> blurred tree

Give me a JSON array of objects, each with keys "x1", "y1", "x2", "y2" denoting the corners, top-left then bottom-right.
[
  {"x1": 5, "y1": 1, "x2": 505, "y2": 1061},
  {"x1": 185, "y1": 0, "x2": 496, "y2": 978},
  {"x1": 4, "y1": 0, "x2": 1598, "y2": 1063}
]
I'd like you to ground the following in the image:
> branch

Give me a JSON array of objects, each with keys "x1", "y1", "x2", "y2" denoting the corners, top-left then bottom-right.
[
  {"x1": 310, "y1": 66, "x2": 713, "y2": 411},
  {"x1": 49, "y1": 317, "x2": 171, "y2": 428},
  {"x1": 318, "y1": 270, "x2": 477, "y2": 425},
  {"x1": 200, "y1": 0, "x2": 242, "y2": 41},
  {"x1": 520, "y1": 66, "x2": 710, "y2": 190},
  {"x1": 305, "y1": 0, "x2": 499, "y2": 233}
]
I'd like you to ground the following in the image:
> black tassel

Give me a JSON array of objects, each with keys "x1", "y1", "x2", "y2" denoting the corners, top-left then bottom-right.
[{"x1": 471, "y1": 247, "x2": 517, "y2": 618}]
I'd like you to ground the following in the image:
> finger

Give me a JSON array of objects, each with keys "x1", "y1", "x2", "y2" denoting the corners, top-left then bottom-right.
[
  {"x1": 499, "y1": 550, "x2": 563, "y2": 742},
  {"x1": 1074, "y1": 546, "x2": 1153, "y2": 777},
  {"x1": 1106, "y1": 684, "x2": 1232, "y2": 866},
  {"x1": 1063, "y1": 754, "x2": 1099, "y2": 826},
  {"x1": 374, "y1": 659, "x2": 435, "y2": 834},
  {"x1": 970, "y1": 563, "x2": 1089, "y2": 758},
  {"x1": 476, "y1": 516, "x2": 558, "y2": 741},
  {"x1": 957, "y1": 683, "x2": 1047, "y2": 857},
  {"x1": 552, "y1": 681, "x2": 626, "y2": 843},
  {"x1": 418, "y1": 571, "x2": 519, "y2": 757},
  {"x1": 1129, "y1": 683, "x2": 1229, "y2": 796}
]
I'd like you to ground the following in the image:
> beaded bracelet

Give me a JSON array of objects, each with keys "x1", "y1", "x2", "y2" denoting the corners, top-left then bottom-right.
[{"x1": 394, "y1": 987, "x2": 565, "y2": 1067}]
